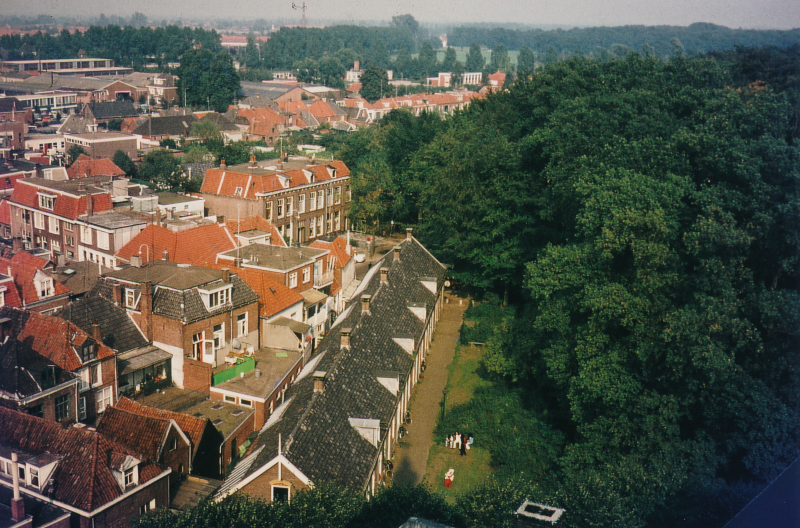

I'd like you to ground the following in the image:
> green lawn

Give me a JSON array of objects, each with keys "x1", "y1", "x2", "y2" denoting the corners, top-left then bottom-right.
[{"x1": 423, "y1": 343, "x2": 494, "y2": 501}]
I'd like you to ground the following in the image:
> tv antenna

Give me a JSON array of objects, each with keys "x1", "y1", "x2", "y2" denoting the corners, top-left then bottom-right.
[{"x1": 291, "y1": 2, "x2": 307, "y2": 27}]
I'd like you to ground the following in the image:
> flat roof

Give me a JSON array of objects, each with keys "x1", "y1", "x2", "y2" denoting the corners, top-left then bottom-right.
[
  {"x1": 220, "y1": 243, "x2": 326, "y2": 272},
  {"x1": 87, "y1": 212, "x2": 147, "y2": 229},
  {"x1": 118, "y1": 346, "x2": 172, "y2": 376},
  {"x1": 212, "y1": 347, "x2": 301, "y2": 398}
]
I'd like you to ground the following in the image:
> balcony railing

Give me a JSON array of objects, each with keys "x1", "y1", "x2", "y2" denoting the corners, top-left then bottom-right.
[{"x1": 314, "y1": 271, "x2": 334, "y2": 288}]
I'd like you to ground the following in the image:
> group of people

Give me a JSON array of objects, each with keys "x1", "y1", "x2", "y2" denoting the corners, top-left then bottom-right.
[{"x1": 445, "y1": 432, "x2": 474, "y2": 456}]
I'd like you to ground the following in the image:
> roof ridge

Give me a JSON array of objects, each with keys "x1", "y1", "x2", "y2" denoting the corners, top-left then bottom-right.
[{"x1": 86, "y1": 432, "x2": 100, "y2": 511}]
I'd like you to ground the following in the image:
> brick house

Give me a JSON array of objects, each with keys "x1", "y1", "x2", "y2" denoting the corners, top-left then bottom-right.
[
  {"x1": 200, "y1": 158, "x2": 351, "y2": 246},
  {"x1": 0, "y1": 250, "x2": 71, "y2": 314},
  {"x1": 0, "y1": 336, "x2": 80, "y2": 423},
  {"x1": 0, "y1": 407, "x2": 171, "y2": 528},
  {"x1": 0, "y1": 306, "x2": 118, "y2": 425},
  {"x1": 81, "y1": 101, "x2": 139, "y2": 125},
  {"x1": 65, "y1": 154, "x2": 126, "y2": 179},
  {"x1": 97, "y1": 406, "x2": 192, "y2": 488},
  {"x1": 8, "y1": 176, "x2": 147, "y2": 265},
  {"x1": 129, "y1": 115, "x2": 199, "y2": 141},
  {"x1": 93, "y1": 262, "x2": 260, "y2": 393},
  {"x1": 63, "y1": 132, "x2": 138, "y2": 161},
  {"x1": 214, "y1": 233, "x2": 446, "y2": 503},
  {"x1": 114, "y1": 223, "x2": 238, "y2": 267},
  {"x1": 0, "y1": 120, "x2": 26, "y2": 150},
  {"x1": 113, "y1": 397, "x2": 225, "y2": 480},
  {"x1": 98, "y1": 81, "x2": 148, "y2": 104},
  {"x1": 309, "y1": 235, "x2": 357, "y2": 313}
]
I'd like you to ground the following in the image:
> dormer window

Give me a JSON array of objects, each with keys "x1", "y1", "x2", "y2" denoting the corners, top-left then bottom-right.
[
  {"x1": 124, "y1": 467, "x2": 135, "y2": 487},
  {"x1": 82, "y1": 342, "x2": 97, "y2": 362},
  {"x1": 29, "y1": 467, "x2": 39, "y2": 487},
  {"x1": 38, "y1": 193, "x2": 56, "y2": 210},
  {"x1": 234, "y1": 186, "x2": 243, "y2": 196},
  {"x1": 200, "y1": 285, "x2": 233, "y2": 310},
  {"x1": 125, "y1": 288, "x2": 138, "y2": 309},
  {"x1": 39, "y1": 278, "x2": 53, "y2": 298}
]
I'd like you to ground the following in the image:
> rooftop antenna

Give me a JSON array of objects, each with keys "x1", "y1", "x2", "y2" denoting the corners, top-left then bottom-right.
[{"x1": 292, "y1": 2, "x2": 307, "y2": 28}]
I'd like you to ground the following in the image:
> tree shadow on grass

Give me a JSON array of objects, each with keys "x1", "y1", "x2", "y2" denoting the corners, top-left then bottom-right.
[{"x1": 391, "y1": 452, "x2": 420, "y2": 487}]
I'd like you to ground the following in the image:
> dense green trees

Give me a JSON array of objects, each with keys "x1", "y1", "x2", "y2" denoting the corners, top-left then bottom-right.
[
  {"x1": 359, "y1": 65, "x2": 390, "y2": 103},
  {"x1": 176, "y1": 49, "x2": 240, "y2": 112},
  {"x1": 112, "y1": 150, "x2": 136, "y2": 178},
  {"x1": 465, "y1": 43, "x2": 485, "y2": 72},
  {"x1": 339, "y1": 48, "x2": 800, "y2": 526}
]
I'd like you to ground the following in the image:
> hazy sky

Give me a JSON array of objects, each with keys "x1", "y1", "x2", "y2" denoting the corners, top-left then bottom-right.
[{"x1": 3, "y1": 0, "x2": 800, "y2": 29}]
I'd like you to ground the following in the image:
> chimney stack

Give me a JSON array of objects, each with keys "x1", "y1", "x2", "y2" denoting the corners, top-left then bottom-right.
[
  {"x1": 313, "y1": 371, "x2": 326, "y2": 393},
  {"x1": 406, "y1": 227, "x2": 413, "y2": 240},
  {"x1": 140, "y1": 281, "x2": 153, "y2": 340},
  {"x1": 86, "y1": 194, "x2": 93, "y2": 217},
  {"x1": 249, "y1": 154, "x2": 257, "y2": 168},
  {"x1": 11, "y1": 453, "x2": 24, "y2": 522},
  {"x1": 380, "y1": 267, "x2": 389, "y2": 285},
  {"x1": 361, "y1": 294, "x2": 371, "y2": 314},
  {"x1": 217, "y1": 214, "x2": 225, "y2": 225},
  {"x1": 234, "y1": 257, "x2": 243, "y2": 268},
  {"x1": 393, "y1": 246, "x2": 401, "y2": 262},
  {"x1": 57, "y1": 254, "x2": 66, "y2": 272},
  {"x1": 221, "y1": 268, "x2": 230, "y2": 283},
  {"x1": 354, "y1": 60, "x2": 360, "y2": 71},
  {"x1": 92, "y1": 318, "x2": 102, "y2": 343},
  {"x1": 112, "y1": 283, "x2": 122, "y2": 304},
  {"x1": 162, "y1": 248, "x2": 169, "y2": 261},
  {"x1": 220, "y1": 159, "x2": 226, "y2": 170},
  {"x1": 340, "y1": 327, "x2": 351, "y2": 349}
]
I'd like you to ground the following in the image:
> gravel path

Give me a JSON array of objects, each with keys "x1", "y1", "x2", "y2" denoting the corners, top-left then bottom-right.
[{"x1": 392, "y1": 292, "x2": 468, "y2": 487}]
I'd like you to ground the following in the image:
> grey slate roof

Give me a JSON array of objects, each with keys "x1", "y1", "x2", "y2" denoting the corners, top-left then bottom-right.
[
  {"x1": 0, "y1": 97, "x2": 24, "y2": 113},
  {"x1": 201, "y1": 112, "x2": 239, "y2": 131},
  {"x1": 55, "y1": 295, "x2": 148, "y2": 353},
  {"x1": 132, "y1": 115, "x2": 198, "y2": 137},
  {"x1": 96, "y1": 261, "x2": 259, "y2": 324},
  {"x1": 86, "y1": 101, "x2": 139, "y2": 120},
  {"x1": 240, "y1": 237, "x2": 446, "y2": 492}
]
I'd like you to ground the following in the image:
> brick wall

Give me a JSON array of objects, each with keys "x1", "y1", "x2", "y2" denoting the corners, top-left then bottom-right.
[
  {"x1": 239, "y1": 460, "x2": 308, "y2": 502},
  {"x1": 221, "y1": 411, "x2": 255, "y2": 477},
  {"x1": 160, "y1": 426, "x2": 191, "y2": 487},
  {"x1": 81, "y1": 471, "x2": 170, "y2": 528},
  {"x1": 183, "y1": 358, "x2": 212, "y2": 393}
]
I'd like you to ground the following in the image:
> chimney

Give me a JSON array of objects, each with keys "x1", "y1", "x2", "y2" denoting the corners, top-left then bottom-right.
[
  {"x1": 217, "y1": 214, "x2": 225, "y2": 225},
  {"x1": 35, "y1": 163, "x2": 43, "y2": 179},
  {"x1": 361, "y1": 294, "x2": 371, "y2": 314},
  {"x1": 221, "y1": 267, "x2": 230, "y2": 283},
  {"x1": 11, "y1": 453, "x2": 24, "y2": 522},
  {"x1": 130, "y1": 255, "x2": 142, "y2": 268},
  {"x1": 254, "y1": 368, "x2": 262, "y2": 378},
  {"x1": 155, "y1": 208, "x2": 162, "y2": 226},
  {"x1": 234, "y1": 257, "x2": 243, "y2": 268},
  {"x1": 86, "y1": 194, "x2": 93, "y2": 217},
  {"x1": 220, "y1": 159, "x2": 226, "y2": 170},
  {"x1": 340, "y1": 327, "x2": 351, "y2": 349},
  {"x1": 393, "y1": 246, "x2": 401, "y2": 262},
  {"x1": 313, "y1": 371, "x2": 326, "y2": 393},
  {"x1": 380, "y1": 267, "x2": 389, "y2": 284},
  {"x1": 406, "y1": 227, "x2": 413, "y2": 240},
  {"x1": 112, "y1": 283, "x2": 122, "y2": 304},
  {"x1": 354, "y1": 60, "x2": 360, "y2": 71},
  {"x1": 249, "y1": 154, "x2": 257, "y2": 168},
  {"x1": 92, "y1": 318, "x2": 102, "y2": 343},
  {"x1": 57, "y1": 254, "x2": 67, "y2": 272},
  {"x1": 166, "y1": 208, "x2": 174, "y2": 220},
  {"x1": 140, "y1": 281, "x2": 153, "y2": 340}
]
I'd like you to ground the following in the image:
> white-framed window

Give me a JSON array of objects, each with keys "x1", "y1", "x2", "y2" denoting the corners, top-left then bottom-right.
[
  {"x1": 192, "y1": 332, "x2": 204, "y2": 359},
  {"x1": 65, "y1": 235, "x2": 75, "y2": 246},
  {"x1": 125, "y1": 288, "x2": 137, "y2": 308},
  {"x1": 38, "y1": 194, "x2": 55, "y2": 210},
  {"x1": 317, "y1": 190, "x2": 324, "y2": 209},
  {"x1": 317, "y1": 215, "x2": 324, "y2": 235},
  {"x1": 309, "y1": 191, "x2": 317, "y2": 211},
  {"x1": 48, "y1": 216, "x2": 60, "y2": 234},
  {"x1": 265, "y1": 201, "x2": 272, "y2": 221},
  {"x1": 82, "y1": 342, "x2": 96, "y2": 362},
  {"x1": 224, "y1": 395, "x2": 236, "y2": 403},
  {"x1": 289, "y1": 272, "x2": 297, "y2": 288},
  {"x1": 97, "y1": 386, "x2": 112, "y2": 413},
  {"x1": 208, "y1": 288, "x2": 230, "y2": 309},
  {"x1": 334, "y1": 186, "x2": 341, "y2": 204},
  {"x1": 213, "y1": 323, "x2": 224, "y2": 350},
  {"x1": 237, "y1": 313, "x2": 247, "y2": 337},
  {"x1": 302, "y1": 267, "x2": 310, "y2": 283},
  {"x1": 52, "y1": 239, "x2": 61, "y2": 252},
  {"x1": 240, "y1": 398, "x2": 252, "y2": 407},
  {"x1": 139, "y1": 499, "x2": 155, "y2": 515},
  {"x1": 286, "y1": 196, "x2": 293, "y2": 216},
  {"x1": 234, "y1": 186, "x2": 243, "y2": 196},
  {"x1": 277, "y1": 198, "x2": 284, "y2": 218},
  {"x1": 29, "y1": 467, "x2": 39, "y2": 487},
  {"x1": 298, "y1": 194, "x2": 305, "y2": 213},
  {"x1": 327, "y1": 187, "x2": 333, "y2": 204},
  {"x1": 81, "y1": 225, "x2": 92, "y2": 244},
  {"x1": 79, "y1": 396, "x2": 87, "y2": 420},
  {"x1": 326, "y1": 213, "x2": 332, "y2": 234},
  {"x1": 34, "y1": 212, "x2": 45, "y2": 230},
  {"x1": 64, "y1": 222, "x2": 73, "y2": 232},
  {"x1": 96, "y1": 231, "x2": 110, "y2": 250},
  {"x1": 309, "y1": 218, "x2": 315, "y2": 238},
  {"x1": 55, "y1": 394, "x2": 70, "y2": 421},
  {"x1": 346, "y1": 184, "x2": 351, "y2": 201},
  {"x1": 169, "y1": 437, "x2": 178, "y2": 451},
  {"x1": 39, "y1": 278, "x2": 53, "y2": 298},
  {"x1": 124, "y1": 467, "x2": 134, "y2": 487},
  {"x1": 272, "y1": 485, "x2": 290, "y2": 502}
]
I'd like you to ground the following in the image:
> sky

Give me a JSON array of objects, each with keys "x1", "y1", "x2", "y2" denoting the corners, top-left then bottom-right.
[{"x1": 2, "y1": 0, "x2": 799, "y2": 30}]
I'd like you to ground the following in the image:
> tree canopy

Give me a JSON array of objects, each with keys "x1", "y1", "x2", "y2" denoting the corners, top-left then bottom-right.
[
  {"x1": 359, "y1": 65, "x2": 390, "y2": 103},
  {"x1": 176, "y1": 49, "x2": 240, "y2": 112}
]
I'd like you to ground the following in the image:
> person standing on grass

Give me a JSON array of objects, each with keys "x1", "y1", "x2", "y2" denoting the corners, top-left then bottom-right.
[
  {"x1": 460, "y1": 433, "x2": 467, "y2": 456},
  {"x1": 444, "y1": 468, "x2": 454, "y2": 488}
]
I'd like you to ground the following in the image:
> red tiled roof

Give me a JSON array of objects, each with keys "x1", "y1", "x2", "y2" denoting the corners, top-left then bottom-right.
[
  {"x1": 308, "y1": 100, "x2": 338, "y2": 119},
  {"x1": 116, "y1": 224, "x2": 237, "y2": 266},
  {"x1": 0, "y1": 406, "x2": 167, "y2": 512},
  {"x1": 225, "y1": 216, "x2": 286, "y2": 247},
  {"x1": 0, "y1": 173, "x2": 26, "y2": 192},
  {"x1": 114, "y1": 397, "x2": 208, "y2": 457},
  {"x1": 278, "y1": 100, "x2": 308, "y2": 114},
  {"x1": 310, "y1": 235, "x2": 353, "y2": 268},
  {"x1": 66, "y1": 154, "x2": 125, "y2": 179},
  {"x1": 10, "y1": 180, "x2": 113, "y2": 220},
  {"x1": 0, "y1": 306, "x2": 115, "y2": 371},
  {"x1": 346, "y1": 83, "x2": 362, "y2": 93},
  {"x1": 97, "y1": 406, "x2": 173, "y2": 461},
  {"x1": 238, "y1": 107, "x2": 285, "y2": 126},
  {"x1": 0, "y1": 251, "x2": 71, "y2": 305},
  {"x1": 204, "y1": 262, "x2": 303, "y2": 317}
]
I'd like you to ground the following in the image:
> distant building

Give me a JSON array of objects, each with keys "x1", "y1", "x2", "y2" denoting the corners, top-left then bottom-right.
[{"x1": 0, "y1": 58, "x2": 133, "y2": 77}]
